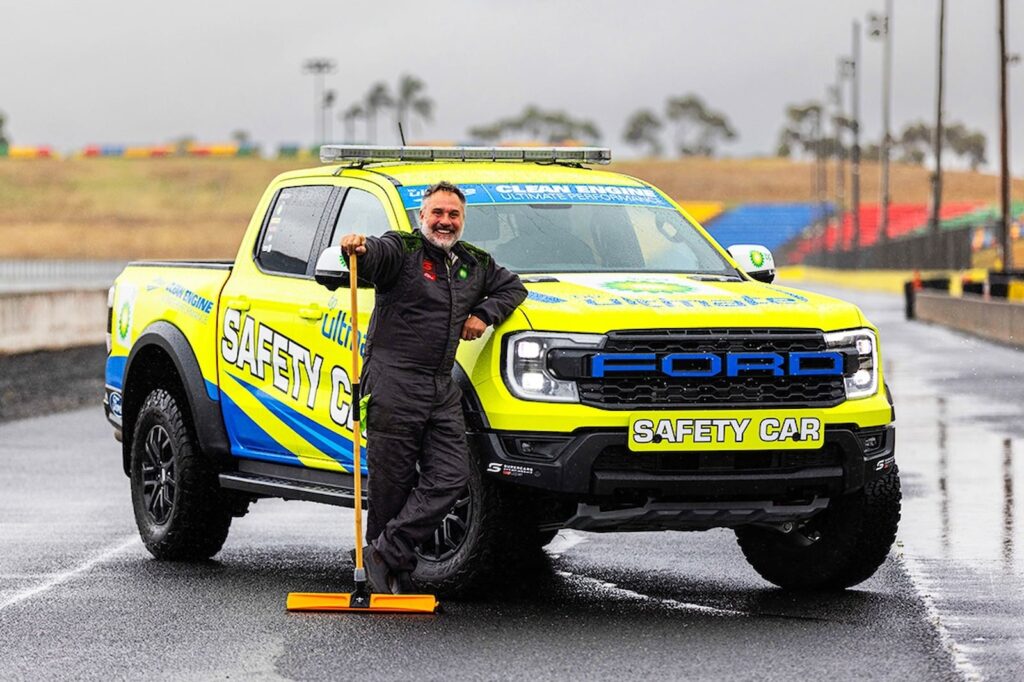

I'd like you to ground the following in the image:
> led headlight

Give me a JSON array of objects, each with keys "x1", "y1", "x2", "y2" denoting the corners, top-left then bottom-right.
[
  {"x1": 503, "y1": 332, "x2": 605, "y2": 402},
  {"x1": 824, "y1": 328, "x2": 879, "y2": 399}
]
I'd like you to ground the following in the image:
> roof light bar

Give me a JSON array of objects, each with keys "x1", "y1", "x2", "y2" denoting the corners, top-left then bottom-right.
[{"x1": 319, "y1": 145, "x2": 611, "y2": 165}]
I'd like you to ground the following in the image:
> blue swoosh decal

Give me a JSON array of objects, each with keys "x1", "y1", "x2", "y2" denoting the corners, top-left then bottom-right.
[{"x1": 227, "y1": 373, "x2": 366, "y2": 474}]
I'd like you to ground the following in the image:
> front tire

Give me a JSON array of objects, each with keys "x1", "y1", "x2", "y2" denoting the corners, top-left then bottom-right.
[
  {"x1": 735, "y1": 469, "x2": 902, "y2": 590},
  {"x1": 130, "y1": 388, "x2": 232, "y2": 560}
]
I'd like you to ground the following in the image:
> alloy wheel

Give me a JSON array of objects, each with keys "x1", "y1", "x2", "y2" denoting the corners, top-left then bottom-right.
[{"x1": 140, "y1": 425, "x2": 176, "y2": 525}]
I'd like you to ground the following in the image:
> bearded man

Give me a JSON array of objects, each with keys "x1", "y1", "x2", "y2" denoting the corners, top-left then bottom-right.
[{"x1": 340, "y1": 180, "x2": 527, "y2": 594}]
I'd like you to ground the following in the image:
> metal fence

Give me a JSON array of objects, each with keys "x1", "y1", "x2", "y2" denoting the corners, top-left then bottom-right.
[{"x1": 0, "y1": 260, "x2": 127, "y2": 292}]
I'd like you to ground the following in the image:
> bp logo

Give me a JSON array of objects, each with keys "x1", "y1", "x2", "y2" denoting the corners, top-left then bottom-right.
[
  {"x1": 604, "y1": 280, "x2": 695, "y2": 295},
  {"x1": 117, "y1": 302, "x2": 132, "y2": 343},
  {"x1": 749, "y1": 250, "x2": 766, "y2": 268}
]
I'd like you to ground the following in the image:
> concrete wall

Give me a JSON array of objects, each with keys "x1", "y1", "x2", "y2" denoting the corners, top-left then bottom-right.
[
  {"x1": 0, "y1": 289, "x2": 108, "y2": 354},
  {"x1": 916, "y1": 291, "x2": 1024, "y2": 349}
]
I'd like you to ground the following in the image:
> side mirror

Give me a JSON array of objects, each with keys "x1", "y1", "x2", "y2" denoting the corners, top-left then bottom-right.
[
  {"x1": 727, "y1": 244, "x2": 776, "y2": 283},
  {"x1": 314, "y1": 246, "x2": 350, "y2": 291}
]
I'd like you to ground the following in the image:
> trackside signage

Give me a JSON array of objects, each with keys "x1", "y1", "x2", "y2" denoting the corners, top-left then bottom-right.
[{"x1": 398, "y1": 183, "x2": 673, "y2": 209}]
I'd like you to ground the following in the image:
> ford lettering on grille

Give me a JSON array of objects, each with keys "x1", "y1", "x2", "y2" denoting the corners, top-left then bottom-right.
[{"x1": 589, "y1": 351, "x2": 845, "y2": 378}]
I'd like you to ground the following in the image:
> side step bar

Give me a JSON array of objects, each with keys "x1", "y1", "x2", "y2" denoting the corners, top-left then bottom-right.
[{"x1": 219, "y1": 471, "x2": 360, "y2": 508}]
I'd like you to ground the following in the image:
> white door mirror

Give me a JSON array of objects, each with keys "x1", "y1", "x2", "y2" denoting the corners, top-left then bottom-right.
[
  {"x1": 727, "y1": 244, "x2": 775, "y2": 283},
  {"x1": 314, "y1": 246, "x2": 350, "y2": 291}
]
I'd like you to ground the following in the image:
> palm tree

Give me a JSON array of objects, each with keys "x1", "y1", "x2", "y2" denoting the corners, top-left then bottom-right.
[
  {"x1": 394, "y1": 75, "x2": 433, "y2": 140},
  {"x1": 364, "y1": 82, "x2": 394, "y2": 144},
  {"x1": 340, "y1": 103, "x2": 365, "y2": 143}
]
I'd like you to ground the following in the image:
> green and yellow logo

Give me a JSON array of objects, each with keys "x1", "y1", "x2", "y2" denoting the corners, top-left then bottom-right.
[
  {"x1": 117, "y1": 302, "x2": 132, "y2": 341},
  {"x1": 458, "y1": 266, "x2": 468, "y2": 280},
  {"x1": 750, "y1": 250, "x2": 766, "y2": 268},
  {"x1": 604, "y1": 280, "x2": 695, "y2": 295}
]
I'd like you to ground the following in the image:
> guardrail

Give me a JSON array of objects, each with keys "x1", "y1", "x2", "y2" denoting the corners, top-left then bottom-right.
[{"x1": 0, "y1": 259, "x2": 126, "y2": 293}]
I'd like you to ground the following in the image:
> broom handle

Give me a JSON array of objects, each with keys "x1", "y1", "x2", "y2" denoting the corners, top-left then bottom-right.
[{"x1": 350, "y1": 253, "x2": 364, "y2": 573}]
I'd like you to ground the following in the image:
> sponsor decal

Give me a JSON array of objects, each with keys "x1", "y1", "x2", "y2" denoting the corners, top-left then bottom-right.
[
  {"x1": 116, "y1": 284, "x2": 137, "y2": 345},
  {"x1": 399, "y1": 183, "x2": 673, "y2": 209},
  {"x1": 486, "y1": 462, "x2": 539, "y2": 478},
  {"x1": 320, "y1": 310, "x2": 367, "y2": 355},
  {"x1": 750, "y1": 250, "x2": 766, "y2": 268},
  {"x1": 221, "y1": 309, "x2": 360, "y2": 431},
  {"x1": 603, "y1": 280, "x2": 695, "y2": 295},
  {"x1": 423, "y1": 259, "x2": 436, "y2": 281},
  {"x1": 875, "y1": 455, "x2": 896, "y2": 472},
  {"x1": 457, "y1": 265, "x2": 468, "y2": 280}
]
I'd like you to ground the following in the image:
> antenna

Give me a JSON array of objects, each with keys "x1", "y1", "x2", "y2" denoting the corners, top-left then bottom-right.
[{"x1": 398, "y1": 122, "x2": 407, "y2": 146}]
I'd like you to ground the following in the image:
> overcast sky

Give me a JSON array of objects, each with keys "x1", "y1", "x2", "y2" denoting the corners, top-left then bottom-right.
[{"x1": 1, "y1": 0, "x2": 1021, "y2": 172}]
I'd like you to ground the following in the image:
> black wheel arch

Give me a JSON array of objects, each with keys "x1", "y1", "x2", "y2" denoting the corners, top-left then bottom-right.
[
  {"x1": 452, "y1": 362, "x2": 489, "y2": 431},
  {"x1": 121, "y1": 321, "x2": 230, "y2": 475}
]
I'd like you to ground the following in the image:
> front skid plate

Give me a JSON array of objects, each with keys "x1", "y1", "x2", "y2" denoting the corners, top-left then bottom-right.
[{"x1": 559, "y1": 497, "x2": 830, "y2": 532}]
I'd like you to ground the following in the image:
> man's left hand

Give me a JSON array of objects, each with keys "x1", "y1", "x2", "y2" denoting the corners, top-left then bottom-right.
[{"x1": 461, "y1": 315, "x2": 487, "y2": 341}]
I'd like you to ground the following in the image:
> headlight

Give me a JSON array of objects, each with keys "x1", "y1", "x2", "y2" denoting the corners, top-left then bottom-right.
[
  {"x1": 503, "y1": 332, "x2": 605, "y2": 402},
  {"x1": 824, "y1": 328, "x2": 878, "y2": 399}
]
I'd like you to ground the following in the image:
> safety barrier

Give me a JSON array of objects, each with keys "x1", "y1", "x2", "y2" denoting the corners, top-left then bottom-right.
[
  {"x1": 0, "y1": 289, "x2": 108, "y2": 354},
  {"x1": 914, "y1": 291, "x2": 1024, "y2": 349}
]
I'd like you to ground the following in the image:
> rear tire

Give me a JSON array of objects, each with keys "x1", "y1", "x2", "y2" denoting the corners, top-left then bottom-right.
[
  {"x1": 130, "y1": 388, "x2": 232, "y2": 560},
  {"x1": 735, "y1": 468, "x2": 901, "y2": 590}
]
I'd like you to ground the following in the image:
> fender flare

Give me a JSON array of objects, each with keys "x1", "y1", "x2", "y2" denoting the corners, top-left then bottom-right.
[
  {"x1": 124, "y1": 321, "x2": 231, "y2": 466},
  {"x1": 452, "y1": 362, "x2": 489, "y2": 431}
]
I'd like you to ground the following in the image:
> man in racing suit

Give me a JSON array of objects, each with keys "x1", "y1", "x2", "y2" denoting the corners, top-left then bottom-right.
[{"x1": 340, "y1": 181, "x2": 527, "y2": 593}]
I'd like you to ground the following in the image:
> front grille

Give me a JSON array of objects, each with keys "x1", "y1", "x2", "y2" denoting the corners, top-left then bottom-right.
[
  {"x1": 577, "y1": 328, "x2": 846, "y2": 408},
  {"x1": 592, "y1": 443, "x2": 843, "y2": 474}
]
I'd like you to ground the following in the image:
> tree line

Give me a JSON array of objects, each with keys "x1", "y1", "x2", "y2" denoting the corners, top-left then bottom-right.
[
  {"x1": 0, "y1": 82, "x2": 990, "y2": 168},
  {"x1": 775, "y1": 100, "x2": 987, "y2": 170}
]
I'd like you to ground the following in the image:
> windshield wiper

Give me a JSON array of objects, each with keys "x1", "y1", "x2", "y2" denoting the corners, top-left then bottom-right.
[{"x1": 685, "y1": 274, "x2": 744, "y2": 282}]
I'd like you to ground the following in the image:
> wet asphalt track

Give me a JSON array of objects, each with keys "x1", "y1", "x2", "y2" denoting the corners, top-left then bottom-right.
[{"x1": 0, "y1": 285, "x2": 1021, "y2": 680}]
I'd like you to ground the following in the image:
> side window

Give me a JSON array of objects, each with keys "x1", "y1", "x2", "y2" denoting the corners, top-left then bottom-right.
[
  {"x1": 330, "y1": 188, "x2": 392, "y2": 244},
  {"x1": 257, "y1": 186, "x2": 332, "y2": 276}
]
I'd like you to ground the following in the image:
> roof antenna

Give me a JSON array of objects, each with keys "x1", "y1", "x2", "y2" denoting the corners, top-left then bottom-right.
[{"x1": 398, "y1": 122, "x2": 407, "y2": 146}]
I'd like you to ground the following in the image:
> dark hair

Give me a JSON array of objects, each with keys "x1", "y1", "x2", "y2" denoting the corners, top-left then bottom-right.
[{"x1": 422, "y1": 180, "x2": 466, "y2": 205}]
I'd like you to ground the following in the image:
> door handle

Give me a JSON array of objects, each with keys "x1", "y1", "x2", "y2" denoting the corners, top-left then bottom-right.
[
  {"x1": 226, "y1": 296, "x2": 250, "y2": 312},
  {"x1": 298, "y1": 305, "x2": 323, "y2": 321}
]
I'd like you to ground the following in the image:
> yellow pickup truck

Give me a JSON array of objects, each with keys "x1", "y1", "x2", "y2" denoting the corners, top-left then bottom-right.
[{"x1": 105, "y1": 146, "x2": 898, "y2": 594}]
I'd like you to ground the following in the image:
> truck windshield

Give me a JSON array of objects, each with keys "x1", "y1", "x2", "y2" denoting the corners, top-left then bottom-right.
[{"x1": 406, "y1": 203, "x2": 738, "y2": 275}]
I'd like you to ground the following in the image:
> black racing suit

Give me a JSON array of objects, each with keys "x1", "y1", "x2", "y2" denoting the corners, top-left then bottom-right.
[{"x1": 356, "y1": 229, "x2": 528, "y2": 572}]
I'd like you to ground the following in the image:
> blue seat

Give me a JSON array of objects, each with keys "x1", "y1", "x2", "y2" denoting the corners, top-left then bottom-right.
[{"x1": 703, "y1": 204, "x2": 831, "y2": 253}]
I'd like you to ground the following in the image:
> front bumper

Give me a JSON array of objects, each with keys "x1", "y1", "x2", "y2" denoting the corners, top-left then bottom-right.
[{"x1": 474, "y1": 423, "x2": 895, "y2": 503}]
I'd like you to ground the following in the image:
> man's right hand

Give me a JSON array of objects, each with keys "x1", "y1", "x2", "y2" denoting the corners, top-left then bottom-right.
[{"x1": 341, "y1": 233, "x2": 367, "y2": 256}]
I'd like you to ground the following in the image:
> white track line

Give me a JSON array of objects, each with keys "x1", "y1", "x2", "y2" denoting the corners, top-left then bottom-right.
[
  {"x1": 547, "y1": 530, "x2": 748, "y2": 616},
  {"x1": 557, "y1": 570, "x2": 749, "y2": 617},
  {"x1": 898, "y1": 552, "x2": 983, "y2": 682},
  {"x1": 0, "y1": 535, "x2": 138, "y2": 612}
]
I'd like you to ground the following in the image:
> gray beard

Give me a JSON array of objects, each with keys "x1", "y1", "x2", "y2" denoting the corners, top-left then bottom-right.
[{"x1": 421, "y1": 226, "x2": 460, "y2": 252}]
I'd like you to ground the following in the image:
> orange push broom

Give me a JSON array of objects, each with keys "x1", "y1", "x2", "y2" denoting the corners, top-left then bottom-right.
[{"x1": 286, "y1": 252, "x2": 439, "y2": 614}]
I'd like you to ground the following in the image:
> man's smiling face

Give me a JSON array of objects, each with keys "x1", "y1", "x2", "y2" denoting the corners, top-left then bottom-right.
[{"x1": 419, "y1": 190, "x2": 465, "y2": 252}]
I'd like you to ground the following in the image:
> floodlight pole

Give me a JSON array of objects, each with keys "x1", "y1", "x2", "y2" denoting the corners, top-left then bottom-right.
[
  {"x1": 869, "y1": 3, "x2": 894, "y2": 248},
  {"x1": 998, "y1": 0, "x2": 1012, "y2": 271},
  {"x1": 930, "y1": 0, "x2": 947, "y2": 267},
  {"x1": 851, "y1": 21, "x2": 863, "y2": 265}
]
